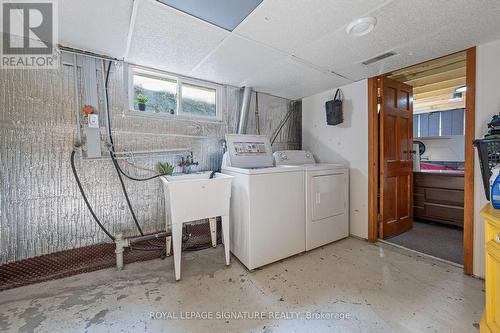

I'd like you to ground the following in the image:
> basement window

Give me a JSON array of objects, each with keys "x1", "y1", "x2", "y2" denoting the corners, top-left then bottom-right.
[
  {"x1": 180, "y1": 82, "x2": 216, "y2": 117},
  {"x1": 129, "y1": 66, "x2": 221, "y2": 120}
]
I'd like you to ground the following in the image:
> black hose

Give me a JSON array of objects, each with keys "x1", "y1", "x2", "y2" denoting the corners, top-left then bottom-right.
[
  {"x1": 102, "y1": 61, "x2": 213, "y2": 248},
  {"x1": 104, "y1": 61, "x2": 114, "y2": 148},
  {"x1": 104, "y1": 61, "x2": 144, "y2": 236},
  {"x1": 70, "y1": 150, "x2": 115, "y2": 241},
  {"x1": 110, "y1": 151, "x2": 144, "y2": 235},
  {"x1": 104, "y1": 61, "x2": 167, "y2": 182},
  {"x1": 112, "y1": 154, "x2": 168, "y2": 181}
]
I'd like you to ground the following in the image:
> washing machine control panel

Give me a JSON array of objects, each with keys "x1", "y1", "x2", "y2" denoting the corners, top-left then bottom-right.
[{"x1": 274, "y1": 150, "x2": 316, "y2": 165}]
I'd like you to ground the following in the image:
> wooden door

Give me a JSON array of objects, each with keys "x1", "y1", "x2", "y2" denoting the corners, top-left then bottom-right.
[{"x1": 379, "y1": 77, "x2": 413, "y2": 239}]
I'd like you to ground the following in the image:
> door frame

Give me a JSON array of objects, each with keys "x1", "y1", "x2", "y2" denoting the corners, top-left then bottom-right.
[{"x1": 367, "y1": 47, "x2": 476, "y2": 275}]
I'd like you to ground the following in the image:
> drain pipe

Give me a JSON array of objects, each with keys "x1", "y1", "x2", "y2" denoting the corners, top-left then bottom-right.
[
  {"x1": 115, "y1": 231, "x2": 171, "y2": 270},
  {"x1": 255, "y1": 92, "x2": 261, "y2": 135},
  {"x1": 115, "y1": 234, "x2": 127, "y2": 270},
  {"x1": 73, "y1": 54, "x2": 82, "y2": 147},
  {"x1": 237, "y1": 87, "x2": 252, "y2": 134}
]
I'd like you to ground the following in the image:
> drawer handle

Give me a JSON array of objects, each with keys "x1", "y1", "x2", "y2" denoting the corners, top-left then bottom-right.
[{"x1": 496, "y1": 235, "x2": 500, "y2": 243}]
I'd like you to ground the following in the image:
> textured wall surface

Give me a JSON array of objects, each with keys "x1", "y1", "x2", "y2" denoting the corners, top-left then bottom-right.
[
  {"x1": 302, "y1": 80, "x2": 368, "y2": 239},
  {"x1": 0, "y1": 55, "x2": 301, "y2": 264}
]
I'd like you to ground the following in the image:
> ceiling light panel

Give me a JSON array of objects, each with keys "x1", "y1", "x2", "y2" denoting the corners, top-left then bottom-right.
[
  {"x1": 346, "y1": 17, "x2": 377, "y2": 36},
  {"x1": 157, "y1": 0, "x2": 263, "y2": 31},
  {"x1": 128, "y1": 0, "x2": 229, "y2": 75}
]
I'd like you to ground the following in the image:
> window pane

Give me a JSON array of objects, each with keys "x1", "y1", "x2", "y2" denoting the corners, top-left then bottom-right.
[
  {"x1": 181, "y1": 83, "x2": 216, "y2": 117},
  {"x1": 133, "y1": 72, "x2": 177, "y2": 113}
]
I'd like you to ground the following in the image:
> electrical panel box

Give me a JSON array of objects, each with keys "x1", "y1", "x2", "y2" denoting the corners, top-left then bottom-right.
[
  {"x1": 84, "y1": 127, "x2": 101, "y2": 159},
  {"x1": 84, "y1": 112, "x2": 101, "y2": 159}
]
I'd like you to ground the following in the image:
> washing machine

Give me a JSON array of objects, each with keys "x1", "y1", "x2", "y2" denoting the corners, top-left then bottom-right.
[
  {"x1": 274, "y1": 150, "x2": 349, "y2": 251},
  {"x1": 222, "y1": 135, "x2": 305, "y2": 270}
]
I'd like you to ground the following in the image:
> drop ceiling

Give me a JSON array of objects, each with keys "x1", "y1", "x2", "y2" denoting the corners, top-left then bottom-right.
[{"x1": 58, "y1": 0, "x2": 500, "y2": 100}]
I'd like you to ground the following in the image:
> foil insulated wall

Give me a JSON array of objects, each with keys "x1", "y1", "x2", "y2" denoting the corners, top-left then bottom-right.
[
  {"x1": 0, "y1": 55, "x2": 301, "y2": 264},
  {"x1": 245, "y1": 92, "x2": 302, "y2": 151}
]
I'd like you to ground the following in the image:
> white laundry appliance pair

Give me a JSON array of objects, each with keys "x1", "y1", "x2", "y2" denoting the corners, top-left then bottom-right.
[{"x1": 222, "y1": 134, "x2": 348, "y2": 270}]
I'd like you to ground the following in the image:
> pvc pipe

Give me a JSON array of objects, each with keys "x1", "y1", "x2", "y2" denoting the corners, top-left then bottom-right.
[
  {"x1": 128, "y1": 231, "x2": 168, "y2": 245},
  {"x1": 73, "y1": 54, "x2": 82, "y2": 147},
  {"x1": 115, "y1": 233, "x2": 125, "y2": 271},
  {"x1": 115, "y1": 232, "x2": 169, "y2": 270}
]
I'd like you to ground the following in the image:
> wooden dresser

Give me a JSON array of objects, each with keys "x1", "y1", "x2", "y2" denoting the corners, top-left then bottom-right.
[
  {"x1": 413, "y1": 171, "x2": 464, "y2": 227},
  {"x1": 480, "y1": 204, "x2": 500, "y2": 333}
]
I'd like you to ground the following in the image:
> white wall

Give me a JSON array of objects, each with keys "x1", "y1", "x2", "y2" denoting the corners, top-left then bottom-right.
[
  {"x1": 474, "y1": 39, "x2": 500, "y2": 278},
  {"x1": 302, "y1": 40, "x2": 500, "y2": 278},
  {"x1": 302, "y1": 80, "x2": 368, "y2": 239},
  {"x1": 419, "y1": 136, "x2": 464, "y2": 162}
]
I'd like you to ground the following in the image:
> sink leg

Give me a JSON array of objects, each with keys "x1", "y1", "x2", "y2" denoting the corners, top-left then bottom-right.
[
  {"x1": 165, "y1": 235, "x2": 172, "y2": 257},
  {"x1": 222, "y1": 215, "x2": 230, "y2": 266},
  {"x1": 209, "y1": 217, "x2": 217, "y2": 247},
  {"x1": 172, "y1": 223, "x2": 182, "y2": 281}
]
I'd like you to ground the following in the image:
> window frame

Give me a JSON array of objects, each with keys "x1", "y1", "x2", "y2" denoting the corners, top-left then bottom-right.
[{"x1": 128, "y1": 65, "x2": 223, "y2": 121}]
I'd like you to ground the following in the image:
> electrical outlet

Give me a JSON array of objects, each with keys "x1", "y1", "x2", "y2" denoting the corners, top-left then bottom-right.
[{"x1": 88, "y1": 114, "x2": 99, "y2": 128}]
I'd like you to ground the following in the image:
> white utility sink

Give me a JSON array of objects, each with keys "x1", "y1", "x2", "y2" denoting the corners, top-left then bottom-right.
[
  {"x1": 164, "y1": 171, "x2": 212, "y2": 182},
  {"x1": 161, "y1": 172, "x2": 233, "y2": 222},
  {"x1": 160, "y1": 172, "x2": 233, "y2": 280}
]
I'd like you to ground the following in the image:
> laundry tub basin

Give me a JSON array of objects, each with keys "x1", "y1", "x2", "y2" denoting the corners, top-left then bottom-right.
[
  {"x1": 160, "y1": 172, "x2": 233, "y2": 280},
  {"x1": 161, "y1": 172, "x2": 233, "y2": 224}
]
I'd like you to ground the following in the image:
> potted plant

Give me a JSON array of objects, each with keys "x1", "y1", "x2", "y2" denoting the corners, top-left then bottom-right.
[
  {"x1": 136, "y1": 94, "x2": 148, "y2": 111},
  {"x1": 157, "y1": 161, "x2": 174, "y2": 175}
]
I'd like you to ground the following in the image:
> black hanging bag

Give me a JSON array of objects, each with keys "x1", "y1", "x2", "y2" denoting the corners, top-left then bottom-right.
[{"x1": 325, "y1": 88, "x2": 344, "y2": 126}]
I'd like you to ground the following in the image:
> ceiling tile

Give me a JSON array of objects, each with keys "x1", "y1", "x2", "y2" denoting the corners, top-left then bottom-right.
[
  {"x1": 59, "y1": 0, "x2": 133, "y2": 58},
  {"x1": 296, "y1": 0, "x2": 500, "y2": 80},
  {"x1": 127, "y1": 0, "x2": 229, "y2": 75},
  {"x1": 235, "y1": 0, "x2": 388, "y2": 55},
  {"x1": 334, "y1": 0, "x2": 500, "y2": 81},
  {"x1": 190, "y1": 35, "x2": 286, "y2": 86},
  {"x1": 242, "y1": 58, "x2": 352, "y2": 100}
]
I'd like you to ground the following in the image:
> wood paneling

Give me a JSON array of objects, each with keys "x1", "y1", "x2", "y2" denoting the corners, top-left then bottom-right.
[
  {"x1": 368, "y1": 77, "x2": 379, "y2": 243},
  {"x1": 388, "y1": 52, "x2": 466, "y2": 114},
  {"x1": 463, "y1": 47, "x2": 476, "y2": 275}
]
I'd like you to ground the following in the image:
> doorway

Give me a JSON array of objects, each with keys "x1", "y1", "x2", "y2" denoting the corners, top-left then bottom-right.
[{"x1": 368, "y1": 48, "x2": 476, "y2": 274}]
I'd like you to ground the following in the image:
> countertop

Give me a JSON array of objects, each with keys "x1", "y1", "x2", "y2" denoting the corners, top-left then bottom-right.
[{"x1": 414, "y1": 170, "x2": 464, "y2": 176}]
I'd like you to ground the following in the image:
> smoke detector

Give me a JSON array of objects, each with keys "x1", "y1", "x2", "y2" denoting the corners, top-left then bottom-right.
[{"x1": 346, "y1": 17, "x2": 377, "y2": 36}]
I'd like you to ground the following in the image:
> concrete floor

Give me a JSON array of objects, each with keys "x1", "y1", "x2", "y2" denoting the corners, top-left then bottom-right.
[{"x1": 0, "y1": 238, "x2": 484, "y2": 333}]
